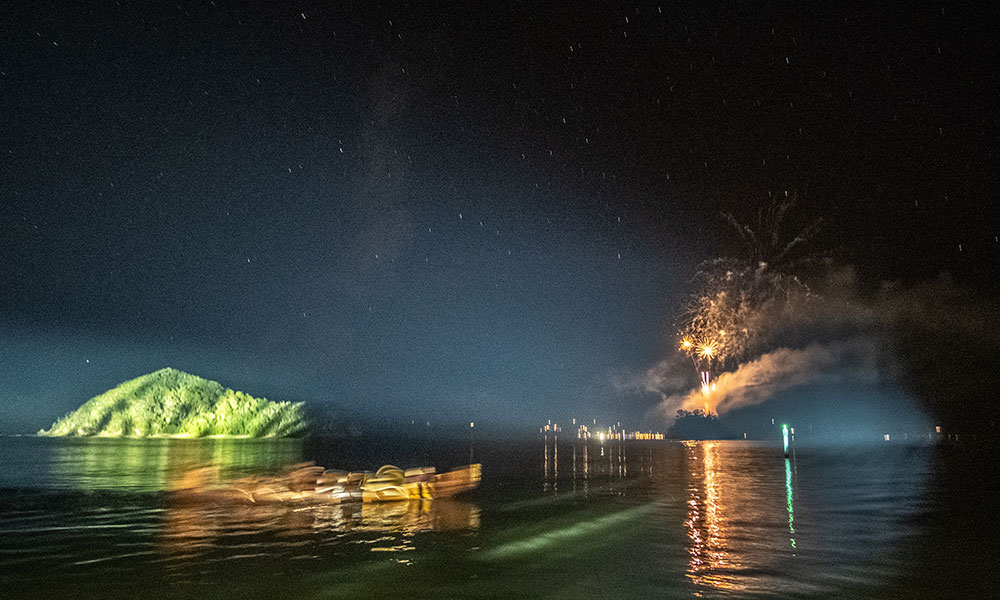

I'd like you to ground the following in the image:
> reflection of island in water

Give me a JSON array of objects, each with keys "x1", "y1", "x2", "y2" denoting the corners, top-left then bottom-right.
[{"x1": 48, "y1": 437, "x2": 304, "y2": 491}]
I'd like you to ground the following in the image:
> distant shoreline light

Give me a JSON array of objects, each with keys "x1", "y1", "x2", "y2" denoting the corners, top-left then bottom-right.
[{"x1": 539, "y1": 419, "x2": 664, "y2": 440}]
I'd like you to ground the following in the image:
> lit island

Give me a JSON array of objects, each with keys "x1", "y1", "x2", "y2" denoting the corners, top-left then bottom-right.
[{"x1": 40, "y1": 367, "x2": 306, "y2": 438}]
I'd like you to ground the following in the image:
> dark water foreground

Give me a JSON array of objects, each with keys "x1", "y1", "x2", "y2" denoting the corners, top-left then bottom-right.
[{"x1": 0, "y1": 435, "x2": 995, "y2": 599}]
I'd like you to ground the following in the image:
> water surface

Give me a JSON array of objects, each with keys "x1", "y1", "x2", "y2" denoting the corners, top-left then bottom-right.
[{"x1": 0, "y1": 435, "x2": 992, "y2": 598}]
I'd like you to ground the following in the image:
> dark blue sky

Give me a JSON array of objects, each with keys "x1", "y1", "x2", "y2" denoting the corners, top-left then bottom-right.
[{"x1": 2, "y1": 2, "x2": 997, "y2": 433}]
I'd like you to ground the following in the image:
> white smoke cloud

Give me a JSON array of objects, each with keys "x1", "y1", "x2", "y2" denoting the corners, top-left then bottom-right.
[
  {"x1": 628, "y1": 268, "x2": 1000, "y2": 425},
  {"x1": 658, "y1": 338, "x2": 886, "y2": 418}
]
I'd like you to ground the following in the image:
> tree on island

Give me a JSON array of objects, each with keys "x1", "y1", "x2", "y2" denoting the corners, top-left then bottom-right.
[{"x1": 667, "y1": 409, "x2": 735, "y2": 440}]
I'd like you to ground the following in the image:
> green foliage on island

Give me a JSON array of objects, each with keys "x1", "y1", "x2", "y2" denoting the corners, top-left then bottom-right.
[{"x1": 40, "y1": 368, "x2": 307, "y2": 438}]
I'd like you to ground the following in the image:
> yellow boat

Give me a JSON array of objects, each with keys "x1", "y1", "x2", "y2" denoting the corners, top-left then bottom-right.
[
  {"x1": 352, "y1": 464, "x2": 482, "y2": 502},
  {"x1": 214, "y1": 463, "x2": 481, "y2": 504}
]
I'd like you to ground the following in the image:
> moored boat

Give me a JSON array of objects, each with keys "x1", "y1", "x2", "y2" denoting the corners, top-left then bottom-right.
[{"x1": 176, "y1": 463, "x2": 482, "y2": 504}]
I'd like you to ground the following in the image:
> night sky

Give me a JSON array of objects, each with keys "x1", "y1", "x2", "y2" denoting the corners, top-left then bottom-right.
[{"x1": 2, "y1": 2, "x2": 997, "y2": 433}]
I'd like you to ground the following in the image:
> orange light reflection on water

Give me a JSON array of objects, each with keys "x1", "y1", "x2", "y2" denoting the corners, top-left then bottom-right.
[{"x1": 684, "y1": 441, "x2": 742, "y2": 592}]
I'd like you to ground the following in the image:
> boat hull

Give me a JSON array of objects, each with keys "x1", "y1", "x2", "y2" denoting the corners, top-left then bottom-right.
[{"x1": 177, "y1": 463, "x2": 482, "y2": 505}]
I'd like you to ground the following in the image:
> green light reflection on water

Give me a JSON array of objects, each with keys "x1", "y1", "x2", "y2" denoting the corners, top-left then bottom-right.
[{"x1": 785, "y1": 457, "x2": 796, "y2": 550}]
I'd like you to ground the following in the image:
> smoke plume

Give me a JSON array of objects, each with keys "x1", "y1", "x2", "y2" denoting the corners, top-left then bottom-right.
[
  {"x1": 668, "y1": 339, "x2": 884, "y2": 415},
  {"x1": 633, "y1": 268, "x2": 1000, "y2": 429}
]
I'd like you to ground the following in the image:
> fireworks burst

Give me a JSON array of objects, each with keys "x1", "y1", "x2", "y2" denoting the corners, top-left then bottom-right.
[
  {"x1": 676, "y1": 195, "x2": 825, "y2": 403},
  {"x1": 721, "y1": 194, "x2": 826, "y2": 274}
]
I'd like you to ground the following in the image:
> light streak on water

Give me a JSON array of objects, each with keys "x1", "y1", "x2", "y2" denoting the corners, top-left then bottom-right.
[
  {"x1": 785, "y1": 458, "x2": 796, "y2": 550},
  {"x1": 482, "y1": 504, "x2": 657, "y2": 561}
]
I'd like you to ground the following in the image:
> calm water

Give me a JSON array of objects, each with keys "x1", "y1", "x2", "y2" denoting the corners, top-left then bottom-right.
[{"x1": 0, "y1": 435, "x2": 994, "y2": 599}]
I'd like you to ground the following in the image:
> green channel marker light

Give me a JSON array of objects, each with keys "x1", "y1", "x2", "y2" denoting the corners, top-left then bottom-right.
[{"x1": 782, "y1": 424, "x2": 790, "y2": 456}]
